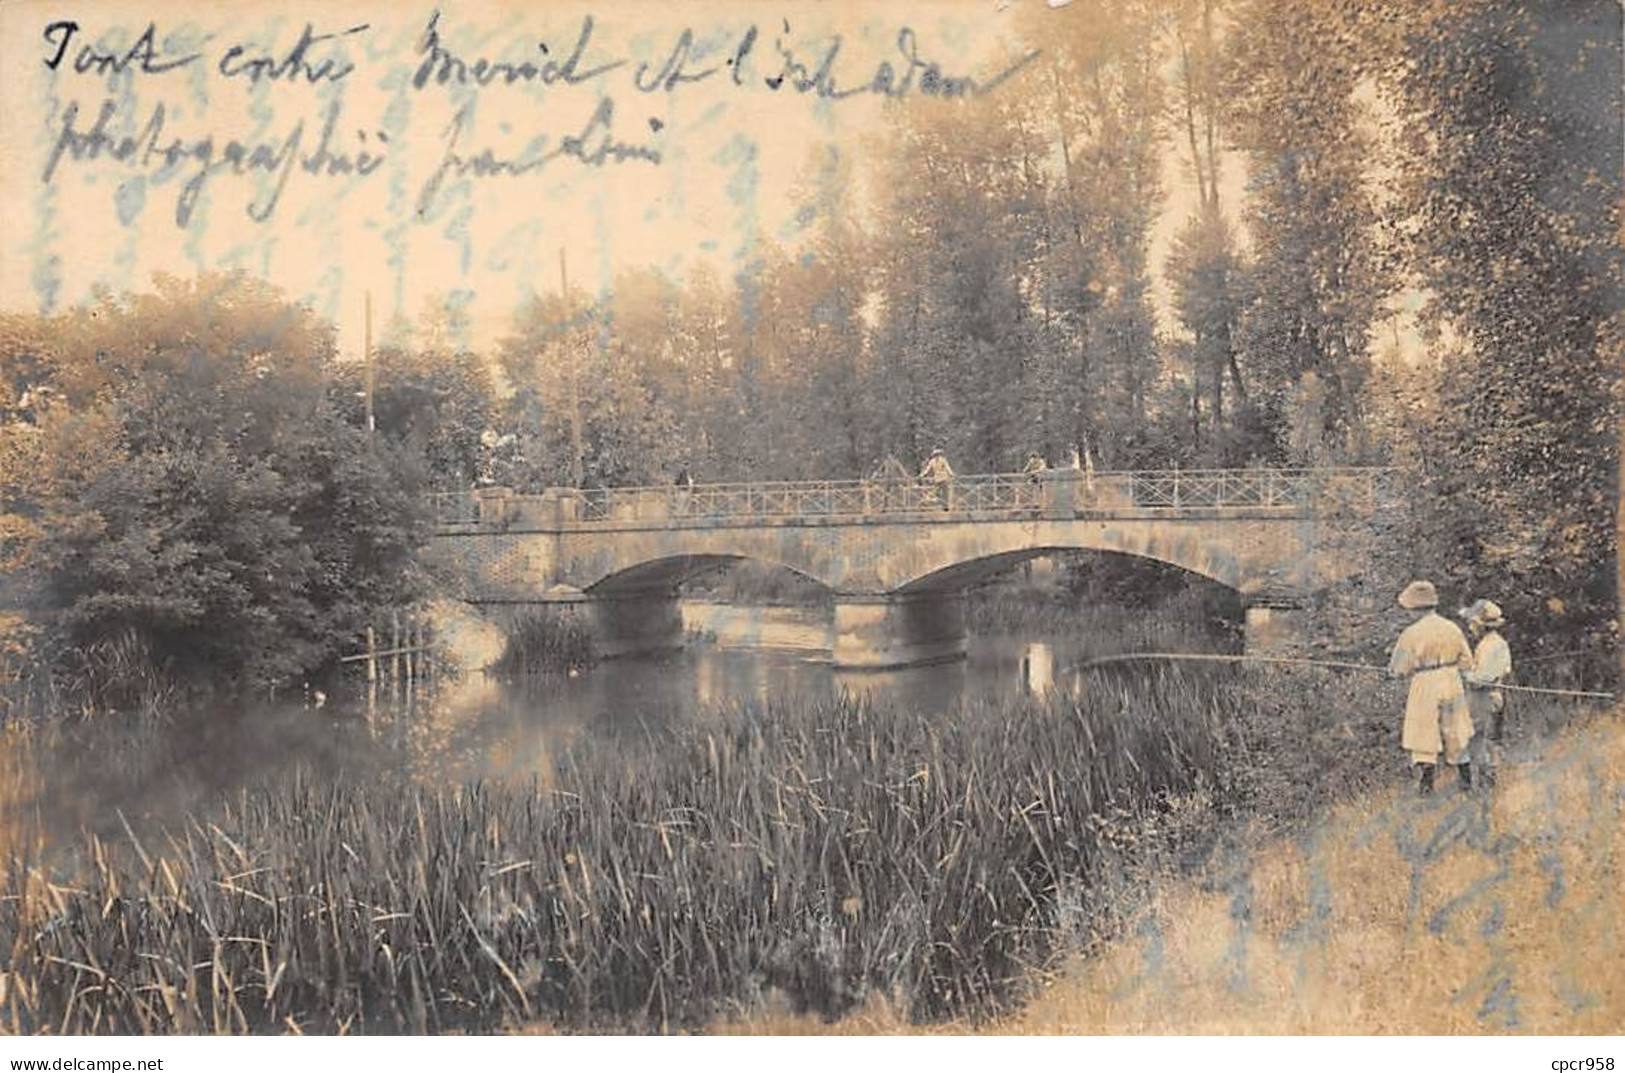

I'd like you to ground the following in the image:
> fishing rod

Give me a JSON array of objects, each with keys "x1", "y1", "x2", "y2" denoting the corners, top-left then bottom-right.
[
  {"x1": 1518, "y1": 648, "x2": 1606, "y2": 665},
  {"x1": 1077, "y1": 651, "x2": 1617, "y2": 701}
]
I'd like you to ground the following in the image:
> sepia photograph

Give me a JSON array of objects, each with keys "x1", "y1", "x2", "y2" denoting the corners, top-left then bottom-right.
[{"x1": 0, "y1": 0, "x2": 1620, "y2": 1058}]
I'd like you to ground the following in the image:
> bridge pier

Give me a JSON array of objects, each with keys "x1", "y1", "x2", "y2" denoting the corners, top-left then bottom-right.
[
  {"x1": 1243, "y1": 602, "x2": 1311, "y2": 658},
  {"x1": 833, "y1": 592, "x2": 968, "y2": 670}
]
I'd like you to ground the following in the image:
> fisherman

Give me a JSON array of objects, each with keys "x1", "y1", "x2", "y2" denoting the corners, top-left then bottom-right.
[
  {"x1": 1388, "y1": 579, "x2": 1475, "y2": 795},
  {"x1": 1460, "y1": 598, "x2": 1513, "y2": 785},
  {"x1": 919, "y1": 447, "x2": 955, "y2": 510}
]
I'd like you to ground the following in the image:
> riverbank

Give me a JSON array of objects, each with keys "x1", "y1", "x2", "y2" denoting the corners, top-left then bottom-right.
[
  {"x1": 1013, "y1": 705, "x2": 1624, "y2": 1034},
  {"x1": 711, "y1": 701, "x2": 1624, "y2": 1034}
]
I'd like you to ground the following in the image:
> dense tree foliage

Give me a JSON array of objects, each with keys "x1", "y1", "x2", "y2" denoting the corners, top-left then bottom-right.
[
  {"x1": 3, "y1": 1, "x2": 1617, "y2": 688},
  {"x1": 0, "y1": 275, "x2": 429, "y2": 697},
  {"x1": 1372, "y1": 0, "x2": 1622, "y2": 666},
  {"x1": 333, "y1": 341, "x2": 496, "y2": 490}
]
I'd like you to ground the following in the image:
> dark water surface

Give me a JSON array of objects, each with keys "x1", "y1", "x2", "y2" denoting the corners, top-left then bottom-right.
[{"x1": 6, "y1": 604, "x2": 1088, "y2": 857}]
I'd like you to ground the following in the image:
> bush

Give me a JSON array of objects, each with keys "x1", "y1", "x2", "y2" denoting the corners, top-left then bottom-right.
[{"x1": 1, "y1": 275, "x2": 431, "y2": 698}]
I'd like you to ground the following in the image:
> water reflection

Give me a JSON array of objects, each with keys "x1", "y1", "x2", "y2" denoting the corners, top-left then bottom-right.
[{"x1": 1021, "y1": 642, "x2": 1055, "y2": 695}]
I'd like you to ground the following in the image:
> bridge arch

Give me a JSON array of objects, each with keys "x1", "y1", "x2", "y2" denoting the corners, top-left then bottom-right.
[
  {"x1": 584, "y1": 553, "x2": 835, "y2": 597},
  {"x1": 888, "y1": 525, "x2": 1251, "y2": 596},
  {"x1": 892, "y1": 544, "x2": 1245, "y2": 596}
]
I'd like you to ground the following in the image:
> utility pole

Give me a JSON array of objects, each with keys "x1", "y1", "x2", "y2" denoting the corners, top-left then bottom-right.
[
  {"x1": 364, "y1": 291, "x2": 376, "y2": 434},
  {"x1": 560, "y1": 248, "x2": 584, "y2": 488},
  {"x1": 363, "y1": 291, "x2": 377, "y2": 700}
]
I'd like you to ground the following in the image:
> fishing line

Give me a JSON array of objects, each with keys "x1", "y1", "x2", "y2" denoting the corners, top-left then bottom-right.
[{"x1": 1078, "y1": 651, "x2": 1616, "y2": 701}]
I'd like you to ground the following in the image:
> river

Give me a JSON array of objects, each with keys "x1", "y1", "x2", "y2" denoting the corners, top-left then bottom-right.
[{"x1": 5, "y1": 602, "x2": 1092, "y2": 857}]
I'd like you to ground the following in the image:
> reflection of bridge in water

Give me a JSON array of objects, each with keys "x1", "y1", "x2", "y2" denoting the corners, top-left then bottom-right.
[{"x1": 427, "y1": 468, "x2": 1394, "y2": 668}]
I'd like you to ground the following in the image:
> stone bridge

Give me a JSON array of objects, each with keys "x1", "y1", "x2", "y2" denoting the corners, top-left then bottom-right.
[{"x1": 426, "y1": 468, "x2": 1391, "y2": 668}]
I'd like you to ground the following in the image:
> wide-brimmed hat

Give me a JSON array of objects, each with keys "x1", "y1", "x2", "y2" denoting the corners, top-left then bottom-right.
[
  {"x1": 1398, "y1": 580, "x2": 1438, "y2": 610},
  {"x1": 1460, "y1": 598, "x2": 1505, "y2": 628}
]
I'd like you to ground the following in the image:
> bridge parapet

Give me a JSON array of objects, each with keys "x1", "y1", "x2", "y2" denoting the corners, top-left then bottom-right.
[{"x1": 428, "y1": 467, "x2": 1397, "y2": 533}]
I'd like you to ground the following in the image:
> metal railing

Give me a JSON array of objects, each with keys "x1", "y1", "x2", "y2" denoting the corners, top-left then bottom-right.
[
  {"x1": 576, "y1": 473, "x2": 1048, "y2": 521},
  {"x1": 1115, "y1": 467, "x2": 1390, "y2": 509},
  {"x1": 430, "y1": 467, "x2": 1395, "y2": 529}
]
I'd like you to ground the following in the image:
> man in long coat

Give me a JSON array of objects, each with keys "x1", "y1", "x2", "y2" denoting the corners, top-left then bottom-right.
[
  {"x1": 1388, "y1": 579, "x2": 1475, "y2": 794},
  {"x1": 919, "y1": 448, "x2": 955, "y2": 510}
]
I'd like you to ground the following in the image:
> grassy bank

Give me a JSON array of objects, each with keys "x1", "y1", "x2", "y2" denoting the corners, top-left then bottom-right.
[
  {"x1": 1011, "y1": 707, "x2": 1624, "y2": 1034},
  {"x1": 2, "y1": 670, "x2": 1228, "y2": 1034},
  {"x1": 712, "y1": 697, "x2": 1622, "y2": 1034}
]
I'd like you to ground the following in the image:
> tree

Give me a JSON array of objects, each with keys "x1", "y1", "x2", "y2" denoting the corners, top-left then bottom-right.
[
  {"x1": 1, "y1": 274, "x2": 429, "y2": 699},
  {"x1": 1003, "y1": 1, "x2": 1169, "y2": 466},
  {"x1": 333, "y1": 338, "x2": 497, "y2": 490},
  {"x1": 1163, "y1": 0, "x2": 1260, "y2": 461},
  {"x1": 866, "y1": 80, "x2": 1054, "y2": 471},
  {"x1": 498, "y1": 287, "x2": 681, "y2": 489},
  {"x1": 1373, "y1": 0, "x2": 1623, "y2": 665},
  {"x1": 1222, "y1": 0, "x2": 1390, "y2": 458},
  {"x1": 1167, "y1": 203, "x2": 1254, "y2": 459}
]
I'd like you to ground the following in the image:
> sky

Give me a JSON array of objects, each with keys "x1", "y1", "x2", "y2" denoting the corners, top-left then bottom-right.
[{"x1": 0, "y1": 0, "x2": 1289, "y2": 363}]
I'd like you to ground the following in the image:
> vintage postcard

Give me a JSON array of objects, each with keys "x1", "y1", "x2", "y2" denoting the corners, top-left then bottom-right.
[{"x1": 0, "y1": 0, "x2": 1620, "y2": 1053}]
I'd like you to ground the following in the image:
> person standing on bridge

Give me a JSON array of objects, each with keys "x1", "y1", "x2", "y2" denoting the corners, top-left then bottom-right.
[
  {"x1": 1022, "y1": 451, "x2": 1048, "y2": 508},
  {"x1": 674, "y1": 466, "x2": 695, "y2": 517},
  {"x1": 1460, "y1": 598, "x2": 1513, "y2": 786},
  {"x1": 1388, "y1": 579, "x2": 1475, "y2": 795},
  {"x1": 919, "y1": 447, "x2": 955, "y2": 510}
]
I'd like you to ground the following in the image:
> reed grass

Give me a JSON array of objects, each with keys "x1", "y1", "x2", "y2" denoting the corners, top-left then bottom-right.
[
  {"x1": 1, "y1": 628, "x2": 182, "y2": 728},
  {"x1": 710, "y1": 700, "x2": 1623, "y2": 1035},
  {"x1": 1, "y1": 668, "x2": 1230, "y2": 1035},
  {"x1": 487, "y1": 608, "x2": 596, "y2": 677}
]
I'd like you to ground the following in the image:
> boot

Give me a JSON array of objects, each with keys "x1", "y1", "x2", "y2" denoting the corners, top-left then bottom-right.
[
  {"x1": 1458, "y1": 762, "x2": 1473, "y2": 792},
  {"x1": 1418, "y1": 764, "x2": 1435, "y2": 796}
]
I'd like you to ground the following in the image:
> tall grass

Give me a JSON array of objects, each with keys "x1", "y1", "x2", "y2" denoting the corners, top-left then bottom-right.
[
  {"x1": 716, "y1": 696, "x2": 1620, "y2": 1036},
  {"x1": 2, "y1": 669, "x2": 1230, "y2": 1034},
  {"x1": 1, "y1": 629, "x2": 182, "y2": 728},
  {"x1": 487, "y1": 608, "x2": 596, "y2": 676}
]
